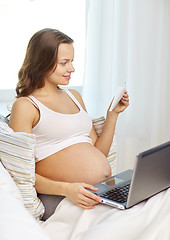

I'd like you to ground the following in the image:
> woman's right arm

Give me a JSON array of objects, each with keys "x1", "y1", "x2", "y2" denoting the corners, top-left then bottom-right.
[{"x1": 35, "y1": 173, "x2": 102, "y2": 210}]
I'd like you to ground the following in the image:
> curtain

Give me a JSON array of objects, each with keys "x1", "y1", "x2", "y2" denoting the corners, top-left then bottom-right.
[{"x1": 83, "y1": 0, "x2": 170, "y2": 173}]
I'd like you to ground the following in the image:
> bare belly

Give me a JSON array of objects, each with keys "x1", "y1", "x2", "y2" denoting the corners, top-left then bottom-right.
[{"x1": 35, "y1": 143, "x2": 111, "y2": 185}]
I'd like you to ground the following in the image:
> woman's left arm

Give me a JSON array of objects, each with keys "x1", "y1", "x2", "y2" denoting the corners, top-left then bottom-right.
[
  {"x1": 90, "y1": 111, "x2": 118, "y2": 157},
  {"x1": 92, "y1": 91, "x2": 129, "y2": 156},
  {"x1": 69, "y1": 89, "x2": 129, "y2": 157}
]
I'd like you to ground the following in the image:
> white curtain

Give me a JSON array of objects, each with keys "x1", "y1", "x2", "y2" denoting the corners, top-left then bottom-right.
[{"x1": 83, "y1": 0, "x2": 170, "y2": 173}]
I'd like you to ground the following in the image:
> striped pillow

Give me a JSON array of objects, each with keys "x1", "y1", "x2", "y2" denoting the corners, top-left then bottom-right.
[
  {"x1": 92, "y1": 116, "x2": 117, "y2": 175},
  {"x1": 0, "y1": 119, "x2": 44, "y2": 221}
]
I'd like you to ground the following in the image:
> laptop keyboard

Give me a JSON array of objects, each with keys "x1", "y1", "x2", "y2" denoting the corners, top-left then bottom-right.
[{"x1": 100, "y1": 184, "x2": 130, "y2": 203}]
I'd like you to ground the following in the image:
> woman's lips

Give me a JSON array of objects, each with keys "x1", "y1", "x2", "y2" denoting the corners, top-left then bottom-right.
[{"x1": 64, "y1": 75, "x2": 71, "y2": 80}]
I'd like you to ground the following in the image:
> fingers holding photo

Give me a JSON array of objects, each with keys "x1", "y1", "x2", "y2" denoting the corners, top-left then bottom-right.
[{"x1": 121, "y1": 91, "x2": 129, "y2": 107}]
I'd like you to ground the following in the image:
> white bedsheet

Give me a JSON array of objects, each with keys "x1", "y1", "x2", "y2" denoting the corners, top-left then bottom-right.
[{"x1": 42, "y1": 188, "x2": 170, "y2": 240}]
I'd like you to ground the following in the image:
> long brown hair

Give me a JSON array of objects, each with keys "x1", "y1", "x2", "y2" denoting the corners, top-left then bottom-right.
[{"x1": 16, "y1": 28, "x2": 73, "y2": 98}]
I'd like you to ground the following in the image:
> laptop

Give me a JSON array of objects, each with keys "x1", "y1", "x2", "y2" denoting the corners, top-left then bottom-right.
[{"x1": 92, "y1": 141, "x2": 170, "y2": 209}]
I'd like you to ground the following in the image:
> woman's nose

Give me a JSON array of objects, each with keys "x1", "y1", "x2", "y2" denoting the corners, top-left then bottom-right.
[{"x1": 68, "y1": 62, "x2": 75, "y2": 72}]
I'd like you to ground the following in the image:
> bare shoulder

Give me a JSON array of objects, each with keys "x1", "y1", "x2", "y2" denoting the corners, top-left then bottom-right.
[
  {"x1": 68, "y1": 89, "x2": 82, "y2": 99},
  {"x1": 12, "y1": 97, "x2": 33, "y2": 108},
  {"x1": 68, "y1": 89, "x2": 86, "y2": 110},
  {"x1": 11, "y1": 97, "x2": 37, "y2": 116},
  {"x1": 9, "y1": 97, "x2": 38, "y2": 133}
]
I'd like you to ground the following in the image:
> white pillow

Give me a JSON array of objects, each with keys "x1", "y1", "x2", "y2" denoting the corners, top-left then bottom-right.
[
  {"x1": 0, "y1": 120, "x2": 45, "y2": 220},
  {"x1": 0, "y1": 187, "x2": 50, "y2": 240}
]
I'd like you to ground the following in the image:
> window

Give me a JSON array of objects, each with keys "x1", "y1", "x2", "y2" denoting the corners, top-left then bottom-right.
[{"x1": 0, "y1": 0, "x2": 85, "y2": 90}]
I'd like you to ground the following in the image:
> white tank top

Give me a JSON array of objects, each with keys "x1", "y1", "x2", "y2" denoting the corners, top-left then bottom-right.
[{"x1": 29, "y1": 89, "x2": 92, "y2": 162}]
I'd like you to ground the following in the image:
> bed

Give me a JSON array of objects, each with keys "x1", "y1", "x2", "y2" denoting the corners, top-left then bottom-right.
[
  {"x1": 42, "y1": 188, "x2": 170, "y2": 240},
  {"x1": 0, "y1": 114, "x2": 170, "y2": 240}
]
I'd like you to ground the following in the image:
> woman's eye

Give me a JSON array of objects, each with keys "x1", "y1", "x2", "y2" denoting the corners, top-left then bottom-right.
[{"x1": 61, "y1": 62, "x2": 67, "y2": 65}]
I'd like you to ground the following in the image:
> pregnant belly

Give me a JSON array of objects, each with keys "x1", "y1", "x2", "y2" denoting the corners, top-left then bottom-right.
[{"x1": 35, "y1": 143, "x2": 111, "y2": 185}]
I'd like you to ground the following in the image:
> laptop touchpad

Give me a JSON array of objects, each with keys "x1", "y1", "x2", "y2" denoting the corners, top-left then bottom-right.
[{"x1": 105, "y1": 177, "x2": 123, "y2": 186}]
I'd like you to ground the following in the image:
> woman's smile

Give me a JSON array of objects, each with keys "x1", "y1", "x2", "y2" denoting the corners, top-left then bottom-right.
[{"x1": 63, "y1": 75, "x2": 71, "y2": 80}]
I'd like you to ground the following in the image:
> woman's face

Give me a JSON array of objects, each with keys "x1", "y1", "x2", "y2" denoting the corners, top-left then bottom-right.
[{"x1": 45, "y1": 43, "x2": 75, "y2": 86}]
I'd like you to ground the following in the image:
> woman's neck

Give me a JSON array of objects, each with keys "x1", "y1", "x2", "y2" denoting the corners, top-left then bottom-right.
[{"x1": 32, "y1": 84, "x2": 62, "y2": 97}]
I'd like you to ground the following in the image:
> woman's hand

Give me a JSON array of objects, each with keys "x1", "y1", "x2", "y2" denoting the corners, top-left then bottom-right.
[
  {"x1": 65, "y1": 182, "x2": 102, "y2": 209},
  {"x1": 108, "y1": 91, "x2": 129, "y2": 115}
]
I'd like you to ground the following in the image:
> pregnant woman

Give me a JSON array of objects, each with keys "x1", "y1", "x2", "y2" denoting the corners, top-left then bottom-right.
[{"x1": 9, "y1": 28, "x2": 129, "y2": 211}]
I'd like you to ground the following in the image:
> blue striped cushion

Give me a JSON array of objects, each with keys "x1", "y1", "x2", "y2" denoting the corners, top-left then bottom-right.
[
  {"x1": 92, "y1": 117, "x2": 117, "y2": 175},
  {"x1": 0, "y1": 119, "x2": 44, "y2": 220}
]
